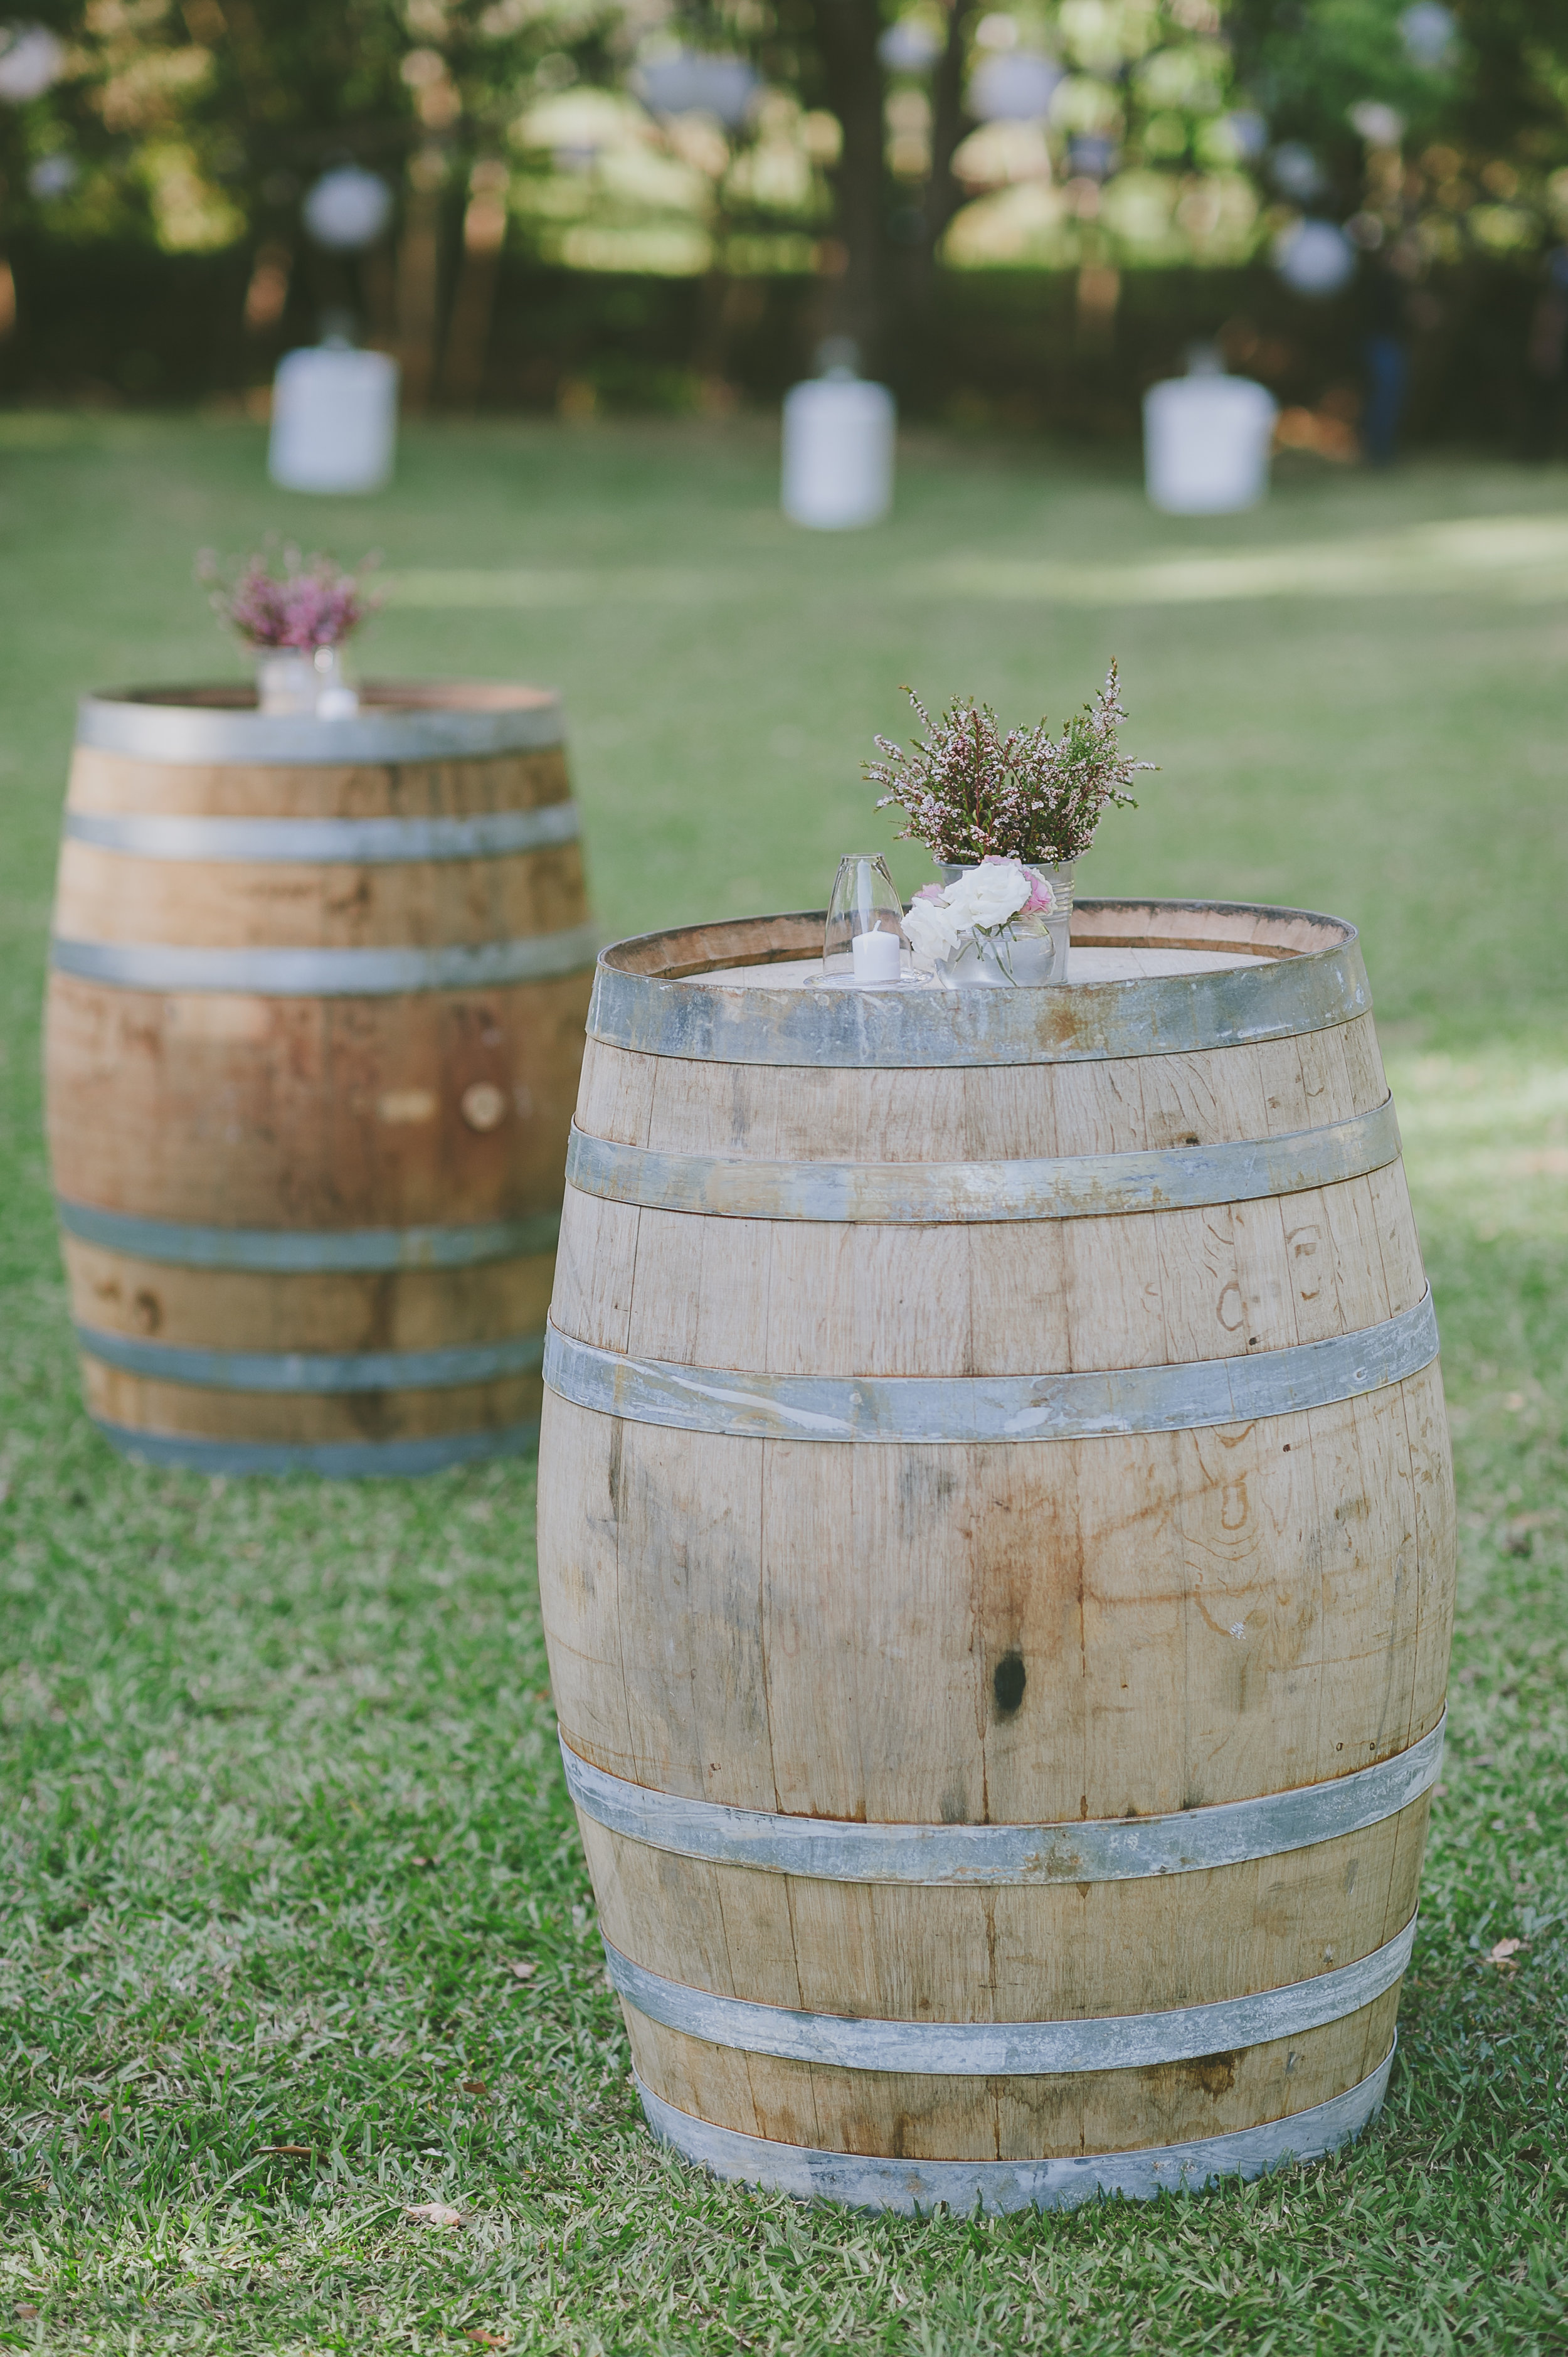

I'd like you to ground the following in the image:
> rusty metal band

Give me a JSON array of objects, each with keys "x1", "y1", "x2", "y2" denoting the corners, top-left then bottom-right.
[
  {"x1": 57, "y1": 1197, "x2": 559, "y2": 1273},
  {"x1": 543, "y1": 1289, "x2": 1438, "y2": 1444},
  {"x1": 50, "y1": 922, "x2": 600, "y2": 996},
  {"x1": 76, "y1": 1324, "x2": 545, "y2": 1393},
  {"x1": 91, "y1": 1418, "x2": 539, "y2": 1478},
  {"x1": 633, "y1": 2043, "x2": 1397, "y2": 2214},
  {"x1": 586, "y1": 902, "x2": 1370, "y2": 1068},
  {"x1": 561, "y1": 1716, "x2": 1443, "y2": 1886},
  {"x1": 63, "y1": 802, "x2": 580, "y2": 864},
  {"x1": 75, "y1": 687, "x2": 564, "y2": 764},
  {"x1": 564, "y1": 1096, "x2": 1400, "y2": 1225},
  {"x1": 605, "y1": 1916, "x2": 1416, "y2": 2075}
]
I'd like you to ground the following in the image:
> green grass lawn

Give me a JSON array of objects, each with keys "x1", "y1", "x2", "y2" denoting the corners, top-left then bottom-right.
[{"x1": 1, "y1": 412, "x2": 1565, "y2": 2354}]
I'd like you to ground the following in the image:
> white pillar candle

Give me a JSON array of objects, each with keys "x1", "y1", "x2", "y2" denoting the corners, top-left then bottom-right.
[{"x1": 852, "y1": 928, "x2": 902, "y2": 984}]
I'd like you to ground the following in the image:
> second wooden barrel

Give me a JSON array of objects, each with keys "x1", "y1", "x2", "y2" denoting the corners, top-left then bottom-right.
[
  {"x1": 46, "y1": 682, "x2": 596, "y2": 1476},
  {"x1": 538, "y1": 900, "x2": 1456, "y2": 2212}
]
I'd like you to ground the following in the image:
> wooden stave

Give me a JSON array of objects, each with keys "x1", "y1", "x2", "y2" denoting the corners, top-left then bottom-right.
[
  {"x1": 46, "y1": 693, "x2": 593, "y2": 1472},
  {"x1": 536, "y1": 907, "x2": 1455, "y2": 2173}
]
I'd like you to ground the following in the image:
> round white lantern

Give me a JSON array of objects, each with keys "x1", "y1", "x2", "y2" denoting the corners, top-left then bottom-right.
[
  {"x1": 781, "y1": 373, "x2": 896, "y2": 531},
  {"x1": 1273, "y1": 217, "x2": 1357, "y2": 297},
  {"x1": 268, "y1": 346, "x2": 400, "y2": 496},
  {"x1": 0, "y1": 23, "x2": 65, "y2": 100},
  {"x1": 1143, "y1": 373, "x2": 1278, "y2": 516},
  {"x1": 302, "y1": 167, "x2": 395, "y2": 254}
]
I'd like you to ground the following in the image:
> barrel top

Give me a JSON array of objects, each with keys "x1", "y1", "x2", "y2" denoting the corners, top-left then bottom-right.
[
  {"x1": 77, "y1": 680, "x2": 565, "y2": 765},
  {"x1": 587, "y1": 900, "x2": 1370, "y2": 1067}
]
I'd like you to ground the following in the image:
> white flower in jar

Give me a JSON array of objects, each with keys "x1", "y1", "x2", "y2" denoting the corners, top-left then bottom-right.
[
  {"x1": 943, "y1": 858, "x2": 1034, "y2": 931},
  {"x1": 903, "y1": 889, "x2": 963, "y2": 963}
]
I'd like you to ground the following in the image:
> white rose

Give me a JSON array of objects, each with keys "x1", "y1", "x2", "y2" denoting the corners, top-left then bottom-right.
[
  {"x1": 903, "y1": 894, "x2": 962, "y2": 963},
  {"x1": 943, "y1": 859, "x2": 1032, "y2": 931}
]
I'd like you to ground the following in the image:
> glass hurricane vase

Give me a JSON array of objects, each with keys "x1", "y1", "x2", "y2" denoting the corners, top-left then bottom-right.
[{"x1": 824, "y1": 853, "x2": 910, "y2": 985}]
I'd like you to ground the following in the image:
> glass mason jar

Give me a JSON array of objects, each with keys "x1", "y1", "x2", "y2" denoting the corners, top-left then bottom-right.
[
  {"x1": 255, "y1": 644, "x2": 356, "y2": 718},
  {"x1": 937, "y1": 860, "x2": 1076, "y2": 984}
]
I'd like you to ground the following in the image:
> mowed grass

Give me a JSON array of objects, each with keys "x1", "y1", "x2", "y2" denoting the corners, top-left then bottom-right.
[{"x1": 1, "y1": 412, "x2": 1565, "y2": 2353}]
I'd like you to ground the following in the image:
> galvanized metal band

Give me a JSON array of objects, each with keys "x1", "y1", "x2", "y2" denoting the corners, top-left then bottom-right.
[
  {"x1": 634, "y1": 2041, "x2": 1397, "y2": 2215},
  {"x1": 50, "y1": 922, "x2": 600, "y2": 998},
  {"x1": 92, "y1": 1417, "x2": 538, "y2": 1479},
  {"x1": 544, "y1": 1289, "x2": 1438, "y2": 1445},
  {"x1": 565, "y1": 1097, "x2": 1401, "y2": 1226},
  {"x1": 57, "y1": 1197, "x2": 559, "y2": 1273},
  {"x1": 562, "y1": 1716, "x2": 1443, "y2": 1886},
  {"x1": 605, "y1": 1915, "x2": 1416, "y2": 2076},
  {"x1": 75, "y1": 687, "x2": 564, "y2": 765},
  {"x1": 586, "y1": 902, "x2": 1370, "y2": 1068},
  {"x1": 62, "y1": 802, "x2": 580, "y2": 865},
  {"x1": 76, "y1": 1324, "x2": 545, "y2": 1393}
]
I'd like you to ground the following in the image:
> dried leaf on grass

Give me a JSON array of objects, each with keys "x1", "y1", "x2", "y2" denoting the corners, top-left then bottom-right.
[
  {"x1": 405, "y1": 2202, "x2": 465, "y2": 2228},
  {"x1": 466, "y1": 2333, "x2": 509, "y2": 2348}
]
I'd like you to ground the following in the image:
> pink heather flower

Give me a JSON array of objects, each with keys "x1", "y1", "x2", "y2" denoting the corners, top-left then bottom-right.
[{"x1": 199, "y1": 543, "x2": 379, "y2": 651}]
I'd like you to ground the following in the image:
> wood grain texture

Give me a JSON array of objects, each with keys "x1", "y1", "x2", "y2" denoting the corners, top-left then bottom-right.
[
  {"x1": 46, "y1": 972, "x2": 589, "y2": 1228},
  {"x1": 581, "y1": 1804, "x2": 1426, "y2": 2017},
  {"x1": 538, "y1": 902, "x2": 1454, "y2": 2169},
  {"x1": 63, "y1": 1240, "x2": 554, "y2": 1352},
  {"x1": 541, "y1": 1370, "x2": 1451, "y2": 1822},
  {"x1": 47, "y1": 700, "x2": 590, "y2": 1464},
  {"x1": 53, "y1": 841, "x2": 587, "y2": 953},
  {"x1": 66, "y1": 744, "x2": 571, "y2": 822}
]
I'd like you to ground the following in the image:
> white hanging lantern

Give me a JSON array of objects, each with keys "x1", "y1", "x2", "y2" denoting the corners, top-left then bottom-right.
[
  {"x1": 1273, "y1": 217, "x2": 1357, "y2": 296},
  {"x1": 302, "y1": 167, "x2": 395, "y2": 254},
  {"x1": 1143, "y1": 366, "x2": 1277, "y2": 516},
  {"x1": 967, "y1": 50, "x2": 1062, "y2": 122},
  {"x1": 1399, "y1": 3, "x2": 1456, "y2": 70},
  {"x1": 879, "y1": 19, "x2": 942, "y2": 73},
  {"x1": 781, "y1": 370, "x2": 896, "y2": 531},
  {"x1": 633, "y1": 51, "x2": 758, "y2": 129},
  {"x1": 268, "y1": 346, "x2": 400, "y2": 496},
  {"x1": 0, "y1": 23, "x2": 65, "y2": 100}
]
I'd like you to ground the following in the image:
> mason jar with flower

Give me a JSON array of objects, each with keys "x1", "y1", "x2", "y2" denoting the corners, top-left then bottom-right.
[
  {"x1": 866, "y1": 663, "x2": 1155, "y2": 984},
  {"x1": 198, "y1": 542, "x2": 378, "y2": 716}
]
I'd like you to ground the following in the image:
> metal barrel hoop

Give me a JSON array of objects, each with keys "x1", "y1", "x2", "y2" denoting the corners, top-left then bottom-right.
[
  {"x1": 560, "y1": 1715, "x2": 1444, "y2": 1886},
  {"x1": 543, "y1": 1290, "x2": 1439, "y2": 1445},
  {"x1": 564, "y1": 1095, "x2": 1402, "y2": 1225},
  {"x1": 604, "y1": 1918, "x2": 1416, "y2": 2075},
  {"x1": 633, "y1": 2044, "x2": 1398, "y2": 2215},
  {"x1": 50, "y1": 923, "x2": 601, "y2": 998},
  {"x1": 56, "y1": 1198, "x2": 561, "y2": 1274},
  {"x1": 75, "y1": 1325, "x2": 546, "y2": 1394},
  {"x1": 585, "y1": 902, "x2": 1372, "y2": 1069},
  {"x1": 63, "y1": 803, "x2": 581, "y2": 865}
]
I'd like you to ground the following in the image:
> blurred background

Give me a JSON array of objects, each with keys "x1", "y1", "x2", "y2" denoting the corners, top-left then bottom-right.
[{"x1": 1, "y1": 0, "x2": 1565, "y2": 449}]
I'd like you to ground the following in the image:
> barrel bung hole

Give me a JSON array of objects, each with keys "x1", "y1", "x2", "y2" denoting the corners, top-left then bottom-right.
[{"x1": 993, "y1": 1651, "x2": 1026, "y2": 1716}]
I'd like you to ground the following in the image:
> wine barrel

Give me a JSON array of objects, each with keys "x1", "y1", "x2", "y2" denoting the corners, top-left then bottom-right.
[
  {"x1": 46, "y1": 683, "x2": 597, "y2": 1477},
  {"x1": 538, "y1": 902, "x2": 1455, "y2": 2213}
]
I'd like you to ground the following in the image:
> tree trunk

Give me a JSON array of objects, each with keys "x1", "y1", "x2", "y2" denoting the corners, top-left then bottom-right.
[
  {"x1": 397, "y1": 146, "x2": 447, "y2": 413},
  {"x1": 923, "y1": 0, "x2": 978, "y2": 260},
  {"x1": 805, "y1": 0, "x2": 887, "y2": 368},
  {"x1": 440, "y1": 168, "x2": 508, "y2": 406}
]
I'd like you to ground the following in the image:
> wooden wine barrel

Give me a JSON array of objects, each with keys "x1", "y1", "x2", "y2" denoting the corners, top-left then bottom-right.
[
  {"x1": 46, "y1": 682, "x2": 597, "y2": 1477},
  {"x1": 538, "y1": 902, "x2": 1455, "y2": 2213}
]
